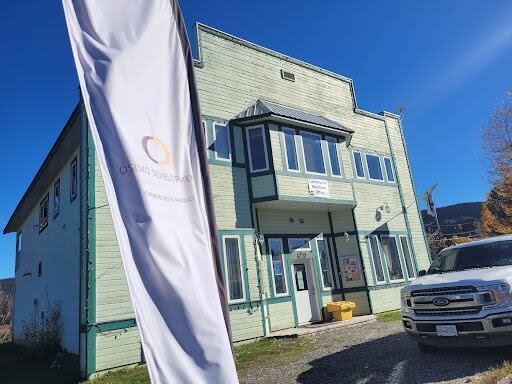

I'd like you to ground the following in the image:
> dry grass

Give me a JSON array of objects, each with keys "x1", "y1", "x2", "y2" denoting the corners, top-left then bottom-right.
[{"x1": 477, "y1": 361, "x2": 512, "y2": 384}]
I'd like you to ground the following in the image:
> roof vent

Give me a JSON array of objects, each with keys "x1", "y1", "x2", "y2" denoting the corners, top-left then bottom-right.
[{"x1": 281, "y1": 69, "x2": 295, "y2": 82}]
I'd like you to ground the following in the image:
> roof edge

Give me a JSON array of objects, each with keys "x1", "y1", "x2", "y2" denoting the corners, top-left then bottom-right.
[{"x1": 3, "y1": 103, "x2": 80, "y2": 234}]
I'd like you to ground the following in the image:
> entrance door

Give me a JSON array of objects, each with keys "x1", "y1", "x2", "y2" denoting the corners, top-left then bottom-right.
[{"x1": 292, "y1": 261, "x2": 320, "y2": 324}]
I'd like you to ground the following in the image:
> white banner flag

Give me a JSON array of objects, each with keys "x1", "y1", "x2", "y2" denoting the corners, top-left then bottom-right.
[{"x1": 62, "y1": 1, "x2": 238, "y2": 383}]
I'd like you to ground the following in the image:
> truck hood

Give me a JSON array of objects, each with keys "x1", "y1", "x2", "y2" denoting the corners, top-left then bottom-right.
[{"x1": 402, "y1": 266, "x2": 512, "y2": 294}]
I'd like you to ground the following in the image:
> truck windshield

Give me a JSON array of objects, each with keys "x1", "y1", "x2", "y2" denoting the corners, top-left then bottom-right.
[{"x1": 428, "y1": 240, "x2": 512, "y2": 274}]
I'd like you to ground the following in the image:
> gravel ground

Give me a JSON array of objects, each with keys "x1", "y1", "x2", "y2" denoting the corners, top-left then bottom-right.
[{"x1": 239, "y1": 320, "x2": 512, "y2": 384}]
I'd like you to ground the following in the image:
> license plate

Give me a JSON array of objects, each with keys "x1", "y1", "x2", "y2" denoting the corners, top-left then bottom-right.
[{"x1": 436, "y1": 325, "x2": 458, "y2": 337}]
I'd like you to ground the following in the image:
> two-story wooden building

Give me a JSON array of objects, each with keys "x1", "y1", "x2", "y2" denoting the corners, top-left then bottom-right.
[{"x1": 4, "y1": 24, "x2": 430, "y2": 378}]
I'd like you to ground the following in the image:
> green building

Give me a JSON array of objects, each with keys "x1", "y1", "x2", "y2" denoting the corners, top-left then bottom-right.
[{"x1": 4, "y1": 24, "x2": 430, "y2": 379}]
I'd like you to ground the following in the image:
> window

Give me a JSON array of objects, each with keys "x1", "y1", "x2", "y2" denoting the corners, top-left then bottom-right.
[
  {"x1": 369, "y1": 236, "x2": 385, "y2": 283},
  {"x1": 39, "y1": 193, "x2": 49, "y2": 232},
  {"x1": 316, "y1": 239, "x2": 334, "y2": 289},
  {"x1": 15, "y1": 232, "x2": 21, "y2": 272},
  {"x1": 400, "y1": 236, "x2": 416, "y2": 279},
  {"x1": 223, "y1": 237, "x2": 244, "y2": 302},
  {"x1": 301, "y1": 131, "x2": 325, "y2": 174},
  {"x1": 269, "y1": 238, "x2": 287, "y2": 296},
  {"x1": 381, "y1": 236, "x2": 404, "y2": 281},
  {"x1": 282, "y1": 128, "x2": 299, "y2": 171},
  {"x1": 353, "y1": 151, "x2": 365, "y2": 179},
  {"x1": 53, "y1": 178, "x2": 60, "y2": 218},
  {"x1": 288, "y1": 238, "x2": 311, "y2": 252},
  {"x1": 384, "y1": 157, "x2": 395, "y2": 182},
  {"x1": 366, "y1": 154, "x2": 384, "y2": 181},
  {"x1": 246, "y1": 125, "x2": 269, "y2": 172},
  {"x1": 213, "y1": 123, "x2": 231, "y2": 161},
  {"x1": 202, "y1": 120, "x2": 208, "y2": 146},
  {"x1": 326, "y1": 137, "x2": 342, "y2": 177},
  {"x1": 70, "y1": 157, "x2": 78, "y2": 201}
]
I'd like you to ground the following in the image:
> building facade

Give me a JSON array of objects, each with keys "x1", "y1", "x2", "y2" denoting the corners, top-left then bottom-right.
[{"x1": 4, "y1": 24, "x2": 430, "y2": 378}]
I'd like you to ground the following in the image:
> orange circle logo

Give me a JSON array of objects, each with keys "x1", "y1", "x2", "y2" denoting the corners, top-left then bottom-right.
[{"x1": 141, "y1": 136, "x2": 171, "y2": 165}]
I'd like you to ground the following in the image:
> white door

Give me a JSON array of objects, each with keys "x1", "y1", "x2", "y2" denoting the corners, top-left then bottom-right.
[{"x1": 292, "y1": 262, "x2": 319, "y2": 324}]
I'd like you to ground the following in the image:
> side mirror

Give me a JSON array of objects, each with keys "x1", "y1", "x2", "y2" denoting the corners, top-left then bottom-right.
[{"x1": 418, "y1": 270, "x2": 427, "y2": 277}]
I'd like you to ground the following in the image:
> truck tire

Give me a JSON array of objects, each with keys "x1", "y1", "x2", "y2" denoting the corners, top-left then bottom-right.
[{"x1": 418, "y1": 342, "x2": 437, "y2": 353}]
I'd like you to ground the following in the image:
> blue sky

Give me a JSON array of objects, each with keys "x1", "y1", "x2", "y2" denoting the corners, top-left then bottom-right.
[{"x1": 1, "y1": 1, "x2": 511, "y2": 278}]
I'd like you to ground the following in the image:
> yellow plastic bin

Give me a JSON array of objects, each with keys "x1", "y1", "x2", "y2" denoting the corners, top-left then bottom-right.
[{"x1": 326, "y1": 301, "x2": 356, "y2": 321}]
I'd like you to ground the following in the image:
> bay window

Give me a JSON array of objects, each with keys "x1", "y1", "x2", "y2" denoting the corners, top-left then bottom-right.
[
  {"x1": 326, "y1": 136, "x2": 342, "y2": 177},
  {"x1": 282, "y1": 128, "x2": 299, "y2": 171},
  {"x1": 301, "y1": 131, "x2": 325, "y2": 174},
  {"x1": 246, "y1": 125, "x2": 269, "y2": 172}
]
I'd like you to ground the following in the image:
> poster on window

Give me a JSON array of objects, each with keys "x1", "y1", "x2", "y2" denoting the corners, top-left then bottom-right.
[{"x1": 341, "y1": 256, "x2": 362, "y2": 282}]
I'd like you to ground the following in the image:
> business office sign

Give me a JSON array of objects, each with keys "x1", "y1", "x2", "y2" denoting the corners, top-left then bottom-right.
[{"x1": 308, "y1": 179, "x2": 330, "y2": 198}]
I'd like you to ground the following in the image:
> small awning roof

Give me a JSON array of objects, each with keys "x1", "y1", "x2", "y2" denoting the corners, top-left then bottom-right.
[{"x1": 232, "y1": 99, "x2": 354, "y2": 137}]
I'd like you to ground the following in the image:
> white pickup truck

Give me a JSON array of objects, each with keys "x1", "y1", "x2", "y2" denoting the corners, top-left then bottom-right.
[{"x1": 401, "y1": 235, "x2": 512, "y2": 351}]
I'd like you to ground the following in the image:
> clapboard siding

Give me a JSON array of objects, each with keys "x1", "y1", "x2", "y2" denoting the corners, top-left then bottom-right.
[
  {"x1": 210, "y1": 165, "x2": 251, "y2": 229},
  {"x1": 369, "y1": 286, "x2": 403, "y2": 313},
  {"x1": 251, "y1": 175, "x2": 275, "y2": 199},
  {"x1": 268, "y1": 301, "x2": 295, "y2": 331},
  {"x1": 95, "y1": 327, "x2": 141, "y2": 372},
  {"x1": 276, "y1": 175, "x2": 353, "y2": 202},
  {"x1": 258, "y1": 209, "x2": 330, "y2": 235},
  {"x1": 230, "y1": 307, "x2": 264, "y2": 342}
]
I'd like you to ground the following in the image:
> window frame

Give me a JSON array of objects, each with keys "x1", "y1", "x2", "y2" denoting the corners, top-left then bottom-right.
[
  {"x1": 399, "y1": 235, "x2": 416, "y2": 279},
  {"x1": 246, "y1": 125, "x2": 269, "y2": 173},
  {"x1": 213, "y1": 122, "x2": 232, "y2": 162},
  {"x1": 325, "y1": 136, "x2": 343, "y2": 178},
  {"x1": 282, "y1": 127, "x2": 300, "y2": 172},
  {"x1": 222, "y1": 235, "x2": 246, "y2": 304},
  {"x1": 268, "y1": 238, "x2": 289, "y2": 297},
  {"x1": 380, "y1": 235, "x2": 406, "y2": 283},
  {"x1": 352, "y1": 150, "x2": 366, "y2": 179},
  {"x1": 316, "y1": 238, "x2": 334, "y2": 290},
  {"x1": 288, "y1": 237, "x2": 311, "y2": 252},
  {"x1": 201, "y1": 119, "x2": 208, "y2": 150},
  {"x1": 39, "y1": 193, "x2": 49, "y2": 233},
  {"x1": 365, "y1": 153, "x2": 385, "y2": 182},
  {"x1": 53, "y1": 178, "x2": 60, "y2": 219},
  {"x1": 70, "y1": 157, "x2": 78, "y2": 202},
  {"x1": 368, "y1": 235, "x2": 386, "y2": 284},
  {"x1": 383, "y1": 156, "x2": 396, "y2": 183},
  {"x1": 300, "y1": 130, "x2": 326, "y2": 175}
]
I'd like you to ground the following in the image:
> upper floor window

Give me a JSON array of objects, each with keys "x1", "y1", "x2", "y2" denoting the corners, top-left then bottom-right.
[
  {"x1": 213, "y1": 123, "x2": 231, "y2": 161},
  {"x1": 269, "y1": 238, "x2": 288, "y2": 296},
  {"x1": 246, "y1": 125, "x2": 269, "y2": 172},
  {"x1": 365, "y1": 153, "x2": 384, "y2": 181},
  {"x1": 15, "y1": 231, "x2": 22, "y2": 272},
  {"x1": 326, "y1": 136, "x2": 342, "y2": 177},
  {"x1": 383, "y1": 156, "x2": 395, "y2": 182},
  {"x1": 316, "y1": 239, "x2": 334, "y2": 289},
  {"x1": 353, "y1": 151, "x2": 365, "y2": 179},
  {"x1": 70, "y1": 157, "x2": 78, "y2": 201},
  {"x1": 223, "y1": 236, "x2": 245, "y2": 303},
  {"x1": 282, "y1": 128, "x2": 299, "y2": 171},
  {"x1": 400, "y1": 235, "x2": 416, "y2": 279},
  {"x1": 201, "y1": 120, "x2": 208, "y2": 147},
  {"x1": 53, "y1": 178, "x2": 60, "y2": 218},
  {"x1": 39, "y1": 193, "x2": 49, "y2": 232},
  {"x1": 301, "y1": 131, "x2": 325, "y2": 174}
]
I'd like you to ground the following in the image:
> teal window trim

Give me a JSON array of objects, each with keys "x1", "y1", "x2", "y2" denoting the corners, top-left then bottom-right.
[
  {"x1": 367, "y1": 235, "x2": 386, "y2": 285},
  {"x1": 246, "y1": 124, "x2": 270, "y2": 173},
  {"x1": 212, "y1": 122, "x2": 232, "y2": 162},
  {"x1": 281, "y1": 127, "x2": 300, "y2": 172},
  {"x1": 398, "y1": 234, "x2": 418, "y2": 279},
  {"x1": 268, "y1": 237, "x2": 289, "y2": 297}
]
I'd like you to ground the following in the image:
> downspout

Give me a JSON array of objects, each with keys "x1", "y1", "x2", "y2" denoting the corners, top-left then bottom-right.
[{"x1": 253, "y1": 208, "x2": 270, "y2": 336}]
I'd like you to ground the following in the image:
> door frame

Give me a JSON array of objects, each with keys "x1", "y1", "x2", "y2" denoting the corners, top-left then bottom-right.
[{"x1": 289, "y1": 257, "x2": 322, "y2": 325}]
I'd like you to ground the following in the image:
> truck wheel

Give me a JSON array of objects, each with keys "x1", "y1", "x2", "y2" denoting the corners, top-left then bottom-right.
[{"x1": 418, "y1": 342, "x2": 437, "y2": 353}]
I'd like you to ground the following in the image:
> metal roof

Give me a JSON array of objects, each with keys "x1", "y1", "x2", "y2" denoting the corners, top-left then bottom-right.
[{"x1": 233, "y1": 99, "x2": 354, "y2": 134}]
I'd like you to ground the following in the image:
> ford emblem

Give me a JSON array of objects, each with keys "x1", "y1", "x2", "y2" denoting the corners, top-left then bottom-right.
[{"x1": 432, "y1": 297, "x2": 450, "y2": 306}]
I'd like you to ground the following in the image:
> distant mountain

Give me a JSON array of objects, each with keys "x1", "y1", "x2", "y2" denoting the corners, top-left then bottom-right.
[{"x1": 421, "y1": 202, "x2": 483, "y2": 237}]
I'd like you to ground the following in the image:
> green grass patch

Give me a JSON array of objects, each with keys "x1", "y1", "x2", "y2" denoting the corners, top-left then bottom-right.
[
  {"x1": 376, "y1": 310, "x2": 401, "y2": 322},
  {"x1": 477, "y1": 361, "x2": 512, "y2": 384},
  {"x1": 87, "y1": 336, "x2": 314, "y2": 383}
]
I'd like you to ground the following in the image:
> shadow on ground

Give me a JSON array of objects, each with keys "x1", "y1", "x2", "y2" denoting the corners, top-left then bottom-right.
[{"x1": 297, "y1": 332, "x2": 512, "y2": 384}]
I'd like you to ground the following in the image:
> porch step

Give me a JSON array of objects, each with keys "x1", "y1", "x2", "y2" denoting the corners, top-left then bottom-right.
[{"x1": 268, "y1": 315, "x2": 376, "y2": 338}]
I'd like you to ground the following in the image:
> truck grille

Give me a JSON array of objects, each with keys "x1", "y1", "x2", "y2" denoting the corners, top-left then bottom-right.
[
  {"x1": 414, "y1": 306, "x2": 482, "y2": 317},
  {"x1": 410, "y1": 285, "x2": 477, "y2": 297}
]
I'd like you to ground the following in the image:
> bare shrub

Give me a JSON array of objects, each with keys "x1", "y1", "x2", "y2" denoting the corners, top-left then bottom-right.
[
  {"x1": 22, "y1": 301, "x2": 63, "y2": 355},
  {"x1": 0, "y1": 290, "x2": 13, "y2": 343}
]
